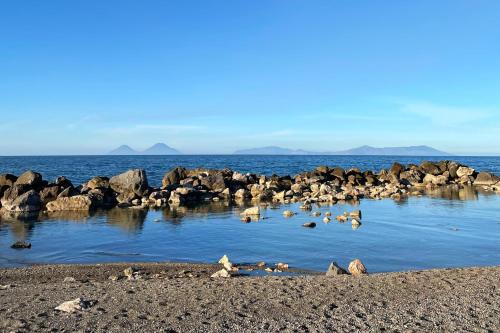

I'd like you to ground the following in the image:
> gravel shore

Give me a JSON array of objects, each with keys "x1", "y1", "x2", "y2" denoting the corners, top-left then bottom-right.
[{"x1": 1, "y1": 263, "x2": 499, "y2": 332}]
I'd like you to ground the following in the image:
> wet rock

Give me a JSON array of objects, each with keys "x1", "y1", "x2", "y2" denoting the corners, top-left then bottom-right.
[
  {"x1": 336, "y1": 215, "x2": 348, "y2": 223},
  {"x1": 241, "y1": 206, "x2": 260, "y2": 216},
  {"x1": 240, "y1": 216, "x2": 251, "y2": 223},
  {"x1": 162, "y1": 167, "x2": 187, "y2": 188},
  {"x1": 1, "y1": 190, "x2": 41, "y2": 212},
  {"x1": 46, "y1": 195, "x2": 93, "y2": 211},
  {"x1": 312, "y1": 211, "x2": 321, "y2": 217},
  {"x1": 349, "y1": 210, "x2": 362, "y2": 219},
  {"x1": 11, "y1": 241, "x2": 31, "y2": 249},
  {"x1": 234, "y1": 188, "x2": 250, "y2": 199},
  {"x1": 302, "y1": 222, "x2": 316, "y2": 228},
  {"x1": 348, "y1": 259, "x2": 368, "y2": 276},
  {"x1": 40, "y1": 185, "x2": 63, "y2": 205},
  {"x1": 423, "y1": 174, "x2": 448, "y2": 186},
  {"x1": 326, "y1": 262, "x2": 348, "y2": 276},
  {"x1": 351, "y1": 218, "x2": 361, "y2": 227},
  {"x1": 257, "y1": 261, "x2": 266, "y2": 267},
  {"x1": 325, "y1": 212, "x2": 332, "y2": 217},
  {"x1": 283, "y1": 210, "x2": 295, "y2": 217},
  {"x1": 55, "y1": 298, "x2": 97, "y2": 313},
  {"x1": 323, "y1": 217, "x2": 331, "y2": 223}
]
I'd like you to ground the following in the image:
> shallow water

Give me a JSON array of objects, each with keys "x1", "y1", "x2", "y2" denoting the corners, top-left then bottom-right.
[
  {"x1": 1, "y1": 188, "x2": 499, "y2": 272},
  {"x1": 1, "y1": 155, "x2": 499, "y2": 272}
]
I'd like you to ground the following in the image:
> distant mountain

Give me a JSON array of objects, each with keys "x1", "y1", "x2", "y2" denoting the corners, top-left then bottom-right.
[
  {"x1": 233, "y1": 145, "x2": 451, "y2": 156},
  {"x1": 108, "y1": 143, "x2": 181, "y2": 155},
  {"x1": 233, "y1": 146, "x2": 317, "y2": 155},
  {"x1": 335, "y1": 145, "x2": 451, "y2": 156},
  {"x1": 108, "y1": 145, "x2": 138, "y2": 155},
  {"x1": 142, "y1": 143, "x2": 181, "y2": 155}
]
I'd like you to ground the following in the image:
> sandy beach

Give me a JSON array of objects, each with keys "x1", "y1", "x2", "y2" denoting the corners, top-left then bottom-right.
[{"x1": 1, "y1": 263, "x2": 499, "y2": 332}]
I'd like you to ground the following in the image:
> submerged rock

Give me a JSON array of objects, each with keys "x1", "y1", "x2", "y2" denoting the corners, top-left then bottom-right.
[
  {"x1": 240, "y1": 206, "x2": 260, "y2": 216},
  {"x1": 11, "y1": 241, "x2": 31, "y2": 249},
  {"x1": 302, "y1": 222, "x2": 316, "y2": 228},
  {"x1": 283, "y1": 210, "x2": 295, "y2": 217}
]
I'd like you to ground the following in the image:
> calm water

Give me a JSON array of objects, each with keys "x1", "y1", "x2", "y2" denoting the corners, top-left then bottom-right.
[{"x1": 1, "y1": 155, "x2": 500, "y2": 272}]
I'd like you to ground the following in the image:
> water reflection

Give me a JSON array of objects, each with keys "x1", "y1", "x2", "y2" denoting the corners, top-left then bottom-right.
[{"x1": 106, "y1": 207, "x2": 148, "y2": 232}]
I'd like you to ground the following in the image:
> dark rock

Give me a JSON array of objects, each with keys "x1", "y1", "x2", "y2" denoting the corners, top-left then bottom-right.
[
  {"x1": 57, "y1": 186, "x2": 80, "y2": 198},
  {"x1": 389, "y1": 162, "x2": 405, "y2": 177},
  {"x1": 162, "y1": 167, "x2": 187, "y2": 188},
  {"x1": 302, "y1": 222, "x2": 317, "y2": 228},
  {"x1": 326, "y1": 262, "x2": 348, "y2": 276},
  {"x1": 11, "y1": 241, "x2": 31, "y2": 249},
  {"x1": 420, "y1": 161, "x2": 441, "y2": 175},
  {"x1": 15, "y1": 171, "x2": 44, "y2": 188},
  {"x1": 40, "y1": 185, "x2": 63, "y2": 205},
  {"x1": 200, "y1": 173, "x2": 227, "y2": 192},
  {"x1": 0, "y1": 174, "x2": 17, "y2": 188},
  {"x1": 1, "y1": 190, "x2": 41, "y2": 212},
  {"x1": 54, "y1": 176, "x2": 73, "y2": 189}
]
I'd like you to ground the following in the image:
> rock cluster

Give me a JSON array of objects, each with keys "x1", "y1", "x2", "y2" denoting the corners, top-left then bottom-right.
[{"x1": 1, "y1": 161, "x2": 498, "y2": 215}]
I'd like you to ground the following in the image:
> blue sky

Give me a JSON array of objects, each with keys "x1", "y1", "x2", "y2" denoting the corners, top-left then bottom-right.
[{"x1": 1, "y1": 0, "x2": 499, "y2": 155}]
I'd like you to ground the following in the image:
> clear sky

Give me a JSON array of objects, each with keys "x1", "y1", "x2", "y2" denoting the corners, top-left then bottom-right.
[{"x1": 1, "y1": 0, "x2": 499, "y2": 155}]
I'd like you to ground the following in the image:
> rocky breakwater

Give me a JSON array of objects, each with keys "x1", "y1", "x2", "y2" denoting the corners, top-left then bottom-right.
[{"x1": 0, "y1": 161, "x2": 499, "y2": 216}]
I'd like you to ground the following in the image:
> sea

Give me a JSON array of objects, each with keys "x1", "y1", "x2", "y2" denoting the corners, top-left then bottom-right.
[{"x1": 1, "y1": 155, "x2": 499, "y2": 273}]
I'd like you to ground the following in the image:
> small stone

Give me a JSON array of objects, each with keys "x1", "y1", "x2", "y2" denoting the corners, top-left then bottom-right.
[
  {"x1": 276, "y1": 263, "x2": 289, "y2": 270},
  {"x1": 123, "y1": 267, "x2": 137, "y2": 279},
  {"x1": 323, "y1": 217, "x2": 331, "y2": 223},
  {"x1": 312, "y1": 211, "x2": 321, "y2": 217},
  {"x1": 348, "y1": 259, "x2": 368, "y2": 277},
  {"x1": 349, "y1": 210, "x2": 362, "y2": 219},
  {"x1": 326, "y1": 262, "x2": 348, "y2": 276},
  {"x1": 302, "y1": 222, "x2": 317, "y2": 228},
  {"x1": 55, "y1": 298, "x2": 97, "y2": 313},
  {"x1": 108, "y1": 275, "x2": 119, "y2": 282},
  {"x1": 351, "y1": 218, "x2": 361, "y2": 227},
  {"x1": 336, "y1": 215, "x2": 348, "y2": 223},
  {"x1": 63, "y1": 277, "x2": 76, "y2": 283},
  {"x1": 283, "y1": 210, "x2": 295, "y2": 217},
  {"x1": 211, "y1": 269, "x2": 230, "y2": 278},
  {"x1": 265, "y1": 267, "x2": 273, "y2": 273},
  {"x1": 10, "y1": 241, "x2": 31, "y2": 249},
  {"x1": 256, "y1": 261, "x2": 266, "y2": 267},
  {"x1": 0, "y1": 284, "x2": 14, "y2": 290}
]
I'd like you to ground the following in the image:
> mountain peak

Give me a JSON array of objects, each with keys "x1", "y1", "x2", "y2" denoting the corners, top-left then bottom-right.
[
  {"x1": 108, "y1": 145, "x2": 138, "y2": 155},
  {"x1": 108, "y1": 143, "x2": 181, "y2": 155}
]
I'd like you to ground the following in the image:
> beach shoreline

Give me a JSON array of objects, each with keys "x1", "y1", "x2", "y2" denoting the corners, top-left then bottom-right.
[{"x1": 1, "y1": 262, "x2": 499, "y2": 332}]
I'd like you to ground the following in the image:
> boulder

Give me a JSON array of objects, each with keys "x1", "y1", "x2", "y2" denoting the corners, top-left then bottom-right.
[
  {"x1": 419, "y1": 162, "x2": 441, "y2": 175},
  {"x1": 348, "y1": 259, "x2": 368, "y2": 276},
  {"x1": 200, "y1": 173, "x2": 227, "y2": 192},
  {"x1": 389, "y1": 163, "x2": 405, "y2": 177},
  {"x1": 11, "y1": 241, "x2": 32, "y2": 249},
  {"x1": 473, "y1": 172, "x2": 500, "y2": 186},
  {"x1": 110, "y1": 169, "x2": 149, "y2": 201},
  {"x1": 54, "y1": 176, "x2": 74, "y2": 189},
  {"x1": 0, "y1": 174, "x2": 17, "y2": 187},
  {"x1": 456, "y1": 166, "x2": 475, "y2": 178},
  {"x1": 15, "y1": 171, "x2": 44, "y2": 189},
  {"x1": 423, "y1": 174, "x2": 448, "y2": 186},
  {"x1": 400, "y1": 169, "x2": 424, "y2": 185},
  {"x1": 40, "y1": 185, "x2": 63, "y2": 205},
  {"x1": 1, "y1": 190, "x2": 41, "y2": 212},
  {"x1": 46, "y1": 195, "x2": 93, "y2": 211},
  {"x1": 302, "y1": 222, "x2": 316, "y2": 228},
  {"x1": 162, "y1": 167, "x2": 187, "y2": 188},
  {"x1": 211, "y1": 269, "x2": 230, "y2": 278},
  {"x1": 326, "y1": 262, "x2": 348, "y2": 276},
  {"x1": 82, "y1": 177, "x2": 109, "y2": 192}
]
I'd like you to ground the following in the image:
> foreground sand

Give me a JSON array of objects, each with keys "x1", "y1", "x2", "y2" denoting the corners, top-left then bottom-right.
[{"x1": 1, "y1": 263, "x2": 499, "y2": 332}]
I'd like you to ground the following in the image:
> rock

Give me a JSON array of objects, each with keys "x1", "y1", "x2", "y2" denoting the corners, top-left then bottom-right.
[
  {"x1": 108, "y1": 275, "x2": 119, "y2": 282},
  {"x1": 324, "y1": 212, "x2": 332, "y2": 217},
  {"x1": 389, "y1": 162, "x2": 405, "y2": 177},
  {"x1": 240, "y1": 206, "x2": 260, "y2": 216},
  {"x1": 15, "y1": 171, "x2": 43, "y2": 188},
  {"x1": 323, "y1": 217, "x2": 331, "y2": 223},
  {"x1": 63, "y1": 277, "x2": 76, "y2": 283},
  {"x1": 276, "y1": 263, "x2": 289, "y2": 270},
  {"x1": 123, "y1": 267, "x2": 137, "y2": 279},
  {"x1": 300, "y1": 203, "x2": 312, "y2": 211},
  {"x1": 1, "y1": 190, "x2": 41, "y2": 212},
  {"x1": 256, "y1": 261, "x2": 266, "y2": 267},
  {"x1": 162, "y1": 167, "x2": 187, "y2": 188},
  {"x1": 420, "y1": 161, "x2": 441, "y2": 175},
  {"x1": 456, "y1": 166, "x2": 475, "y2": 178},
  {"x1": 474, "y1": 172, "x2": 500, "y2": 186},
  {"x1": 46, "y1": 195, "x2": 93, "y2": 211},
  {"x1": 40, "y1": 185, "x2": 63, "y2": 205},
  {"x1": 11, "y1": 241, "x2": 31, "y2": 249},
  {"x1": 82, "y1": 177, "x2": 109, "y2": 191},
  {"x1": 0, "y1": 174, "x2": 17, "y2": 187},
  {"x1": 218, "y1": 255, "x2": 231, "y2": 265},
  {"x1": 234, "y1": 189, "x2": 250, "y2": 199},
  {"x1": 55, "y1": 298, "x2": 97, "y2": 313},
  {"x1": 326, "y1": 262, "x2": 348, "y2": 276},
  {"x1": 423, "y1": 174, "x2": 448, "y2": 186},
  {"x1": 312, "y1": 211, "x2": 321, "y2": 217},
  {"x1": 54, "y1": 176, "x2": 73, "y2": 189},
  {"x1": 0, "y1": 284, "x2": 14, "y2": 290},
  {"x1": 336, "y1": 215, "x2": 348, "y2": 223},
  {"x1": 109, "y1": 169, "x2": 149, "y2": 199},
  {"x1": 211, "y1": 269, "x2": 230, "y2": 278},
  {"x1": 283, "y1": 210, "x2": 295, "y2": 217},
  {"x1": 349, "y1": 210, "x2": 362, "y2": 219},
  {"x1": 302, "y1": 222, "x2": 316, "y2": 228},
  {"x1": 348, "y1": 259, "x2": 368, "y2": 276},
  {"x1": 351, "y1": 218, "x2": 361, "y2": 227},
  {"x1": 240, "y1": 216, "x2": 251, "y2": 223},
  {"x1": 265, "y1": 267, "x2": 273, "y2": 273}
]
